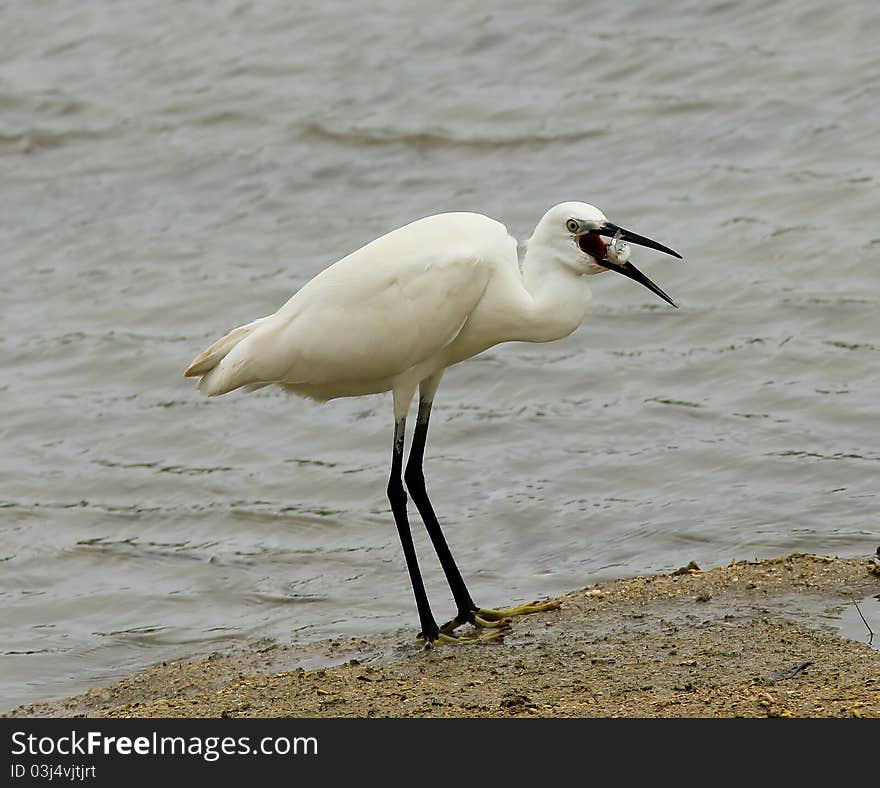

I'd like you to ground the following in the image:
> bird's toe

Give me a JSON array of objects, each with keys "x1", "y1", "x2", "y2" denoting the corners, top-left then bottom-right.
[
  {"x1": 418, "y1": 628, "x2": 505, "y2": 648},
  {"x1": 475, "y1": 599, "x2": 562, "y2": 620}
]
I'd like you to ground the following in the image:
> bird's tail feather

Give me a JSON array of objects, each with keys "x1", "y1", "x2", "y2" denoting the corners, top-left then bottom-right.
[{"x1": 184, "y1": 316, "x2": 270, "y2": 395}]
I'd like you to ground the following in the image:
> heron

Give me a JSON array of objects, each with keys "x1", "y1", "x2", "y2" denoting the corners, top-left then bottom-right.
[{"x1": 184, "y1": 202, "x2": 681, "y2": 645}]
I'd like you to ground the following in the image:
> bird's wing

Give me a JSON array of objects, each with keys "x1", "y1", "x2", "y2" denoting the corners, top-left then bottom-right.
[
  {"x1": 199, "y1": 214, "x2": 512, "y2": 395},
  {"x1": 277, "y1": 251, "x2": 491, "y2": 385}
]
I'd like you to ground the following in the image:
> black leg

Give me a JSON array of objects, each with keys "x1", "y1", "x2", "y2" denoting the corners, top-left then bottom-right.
[
  {"x1": 404, "y1": 398, "x2": 479, "y2": 626},
  {"x1": 387, "y1": 417, "x2": 440, "y2": 643}
]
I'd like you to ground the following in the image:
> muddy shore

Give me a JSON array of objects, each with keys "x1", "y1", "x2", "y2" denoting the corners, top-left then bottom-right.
[{"x1": 7, "y1": 553, "x2": 879, "y2": 718}]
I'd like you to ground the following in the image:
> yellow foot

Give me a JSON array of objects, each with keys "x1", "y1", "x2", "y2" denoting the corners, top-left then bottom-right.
[
  {"x1": 475, "y1": 599, "x2": 561, "y2": 622},
  {"x1": 439, "y1": 614, "x2": 509, "y2": 635},
  {"x1": 417, "y1": 628, "x2": 505, "y2": 648},
  {"x1": 440, "y1": 599, "x2": 561, "y2": 634}
]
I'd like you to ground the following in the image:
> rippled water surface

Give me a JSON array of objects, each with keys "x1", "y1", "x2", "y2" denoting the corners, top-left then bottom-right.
[{"x1": 2, "y1": 0, "x2": 878, "y2": 710}]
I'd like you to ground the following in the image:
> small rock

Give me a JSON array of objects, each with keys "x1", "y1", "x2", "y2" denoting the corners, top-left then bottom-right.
[
  {"x1": 672, "y1": 561, "x2": 701, "y2": 576},
  {"x1": 500, "y1": 693, "x2": 532, "y2": 708},
  {"x1": 764, "y1": 661, "x2": 812, "y2": 683}
]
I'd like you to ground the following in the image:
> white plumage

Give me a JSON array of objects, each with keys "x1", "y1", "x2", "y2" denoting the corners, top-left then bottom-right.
[{"x1": 188, "y1": 212, "x2": 503, "y2": 402}]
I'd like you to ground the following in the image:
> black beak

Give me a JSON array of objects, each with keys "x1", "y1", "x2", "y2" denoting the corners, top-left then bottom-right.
[
  {"x1": 605, "y1": 259, "x2": 678, "y2": 308},
  {"x1": 594, "y1": 221, "x2": 680, "y2": 308}
]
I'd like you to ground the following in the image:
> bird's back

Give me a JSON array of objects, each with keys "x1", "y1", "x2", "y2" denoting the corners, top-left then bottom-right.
[{"x1": 185, "y1": 212, "x2": 519, "y2": 399}]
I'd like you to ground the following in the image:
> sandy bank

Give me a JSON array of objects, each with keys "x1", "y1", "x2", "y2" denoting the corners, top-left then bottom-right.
[{"x1": 8, "y1": 553, "x2": 879, "y2": 718}]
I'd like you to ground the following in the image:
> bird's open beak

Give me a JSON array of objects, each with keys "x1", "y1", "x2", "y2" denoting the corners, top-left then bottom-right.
[{"x1": 587, "y1": 222, "x2": 681, "y2": 308}]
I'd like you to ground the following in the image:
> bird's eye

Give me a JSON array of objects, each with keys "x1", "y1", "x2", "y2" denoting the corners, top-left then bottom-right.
[{"x1": 566, "y1": 219, "x2": 579, "y2": 234}]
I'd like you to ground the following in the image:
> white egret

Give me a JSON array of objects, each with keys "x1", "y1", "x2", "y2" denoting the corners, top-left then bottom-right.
[{"x1": 185, "y1": 202, "x2": 681, "y2": 644}]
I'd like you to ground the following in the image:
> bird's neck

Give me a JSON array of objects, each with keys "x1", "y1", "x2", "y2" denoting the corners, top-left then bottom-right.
[{"x1": 517, "y1": 246, "x2": 592, "y2": 343}]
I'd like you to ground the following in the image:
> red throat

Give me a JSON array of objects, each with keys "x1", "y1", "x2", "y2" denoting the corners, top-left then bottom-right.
[{"x1": 577, "y1": 231, "x2": 608, "y2": 261}]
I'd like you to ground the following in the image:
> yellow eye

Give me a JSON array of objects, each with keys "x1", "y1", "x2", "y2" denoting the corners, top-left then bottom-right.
[{"x1": 566, "y1": 219, "x2": 579, "y2": 234}]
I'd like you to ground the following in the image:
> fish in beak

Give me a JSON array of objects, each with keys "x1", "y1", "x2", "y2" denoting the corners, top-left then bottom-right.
[{"x1": 577, "y1": 221, "x2": 681, "y2": 308}]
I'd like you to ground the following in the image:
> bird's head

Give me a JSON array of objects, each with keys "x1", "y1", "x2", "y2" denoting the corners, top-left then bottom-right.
[{"x1": 530, "y1": 202, "x2": 681, "y2": 307}]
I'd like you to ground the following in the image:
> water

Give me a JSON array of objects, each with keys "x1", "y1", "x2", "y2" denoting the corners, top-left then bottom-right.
[
  {"x1": 829, "y1": 594, "x2": 880, "y2": 650},
  {"x1": 2, "y1": 0, "x2": 878, "y2": 711}
]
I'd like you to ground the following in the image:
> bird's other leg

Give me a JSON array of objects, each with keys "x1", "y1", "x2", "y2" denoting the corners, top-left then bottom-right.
[
  {"x1": 405, "y1": 380, "x2": 561, "y2": 635},
  {"x1": 404, "y1": 395, "x2": 492, "y2": 634},
  {"x1": 387, "y1": 415, "x2": 453, "y2": 647}
]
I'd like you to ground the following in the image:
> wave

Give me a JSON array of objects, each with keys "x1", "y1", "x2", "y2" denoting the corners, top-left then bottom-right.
[
  {"x1": 299, "y1": 121, "x2": 606, "y2": 149},
  {"x1": 0, "y1": 126, "x2": 111, "y2": 154}
]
